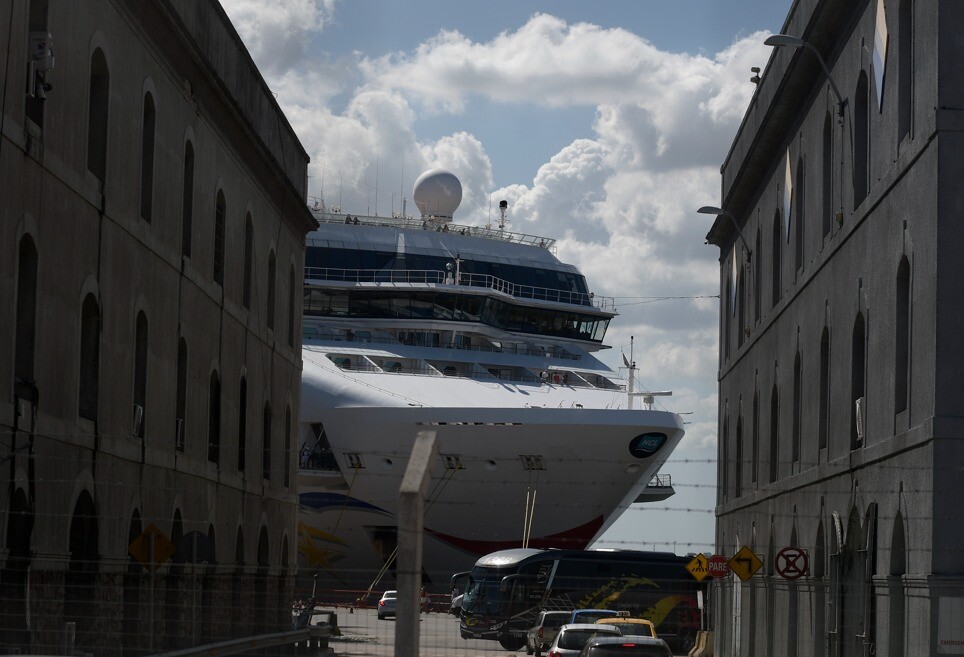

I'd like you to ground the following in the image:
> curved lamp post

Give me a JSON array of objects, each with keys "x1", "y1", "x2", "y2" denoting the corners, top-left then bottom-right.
[
  {"x1": 765, "y1": 34, "x2": 846, "y2": 117},
  {"x1": 698, "y1": 206, "x2": 752, "y2": 264}
]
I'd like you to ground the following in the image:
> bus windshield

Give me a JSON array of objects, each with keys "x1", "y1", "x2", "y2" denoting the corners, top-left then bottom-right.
[{"x1": 461, "y1": 572, "x2": 509, "y2": 615}]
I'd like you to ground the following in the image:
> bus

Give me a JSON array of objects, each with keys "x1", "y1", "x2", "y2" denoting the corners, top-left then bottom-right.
[{"x1": 452, "y1": 548, "x2": 704, "y2": 652}]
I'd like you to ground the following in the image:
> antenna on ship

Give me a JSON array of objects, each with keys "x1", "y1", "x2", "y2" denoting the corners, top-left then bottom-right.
[
  {"x1": 499, "y1": 199, "x2": 509, "y2": 232},
  {"x1": 624, "y1": 336, "x2": 672, "y2": 410}
]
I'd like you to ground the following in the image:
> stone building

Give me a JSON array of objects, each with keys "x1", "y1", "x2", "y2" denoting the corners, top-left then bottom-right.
[
  {"x1": 0, "y1": 0, "x2": 316, "y2": 653},
  {"x1": 707, "y1": 0, "x2": 964, "y2": 654}
]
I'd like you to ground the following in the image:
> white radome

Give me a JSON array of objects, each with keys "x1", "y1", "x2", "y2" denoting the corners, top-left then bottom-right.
[{"x1": 413, "y1": 168, "x2": 462, "y2": 220}]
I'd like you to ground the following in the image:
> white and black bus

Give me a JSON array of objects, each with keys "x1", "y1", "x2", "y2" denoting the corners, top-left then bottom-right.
[{"x1": 452, "y1": 548, "x2": 704, "y2": 652}]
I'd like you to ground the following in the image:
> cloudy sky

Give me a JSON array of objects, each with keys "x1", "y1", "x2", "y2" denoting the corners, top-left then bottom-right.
[{"x1": 220, "y1": 0, "x2": 792, "y2": 553}]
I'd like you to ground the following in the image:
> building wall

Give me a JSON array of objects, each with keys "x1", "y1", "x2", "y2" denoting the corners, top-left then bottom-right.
[
  {"x1": 0, "y1": 0, "x2": 315, "y2": 653},
  {"x1": 709, "y1": 0, "x2": 964, "y2": 654}
]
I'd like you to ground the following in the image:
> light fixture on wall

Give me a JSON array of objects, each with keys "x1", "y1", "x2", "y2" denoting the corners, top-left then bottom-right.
[{"x1": 765, "y1": 34, "x2": 846, "y2": 117}]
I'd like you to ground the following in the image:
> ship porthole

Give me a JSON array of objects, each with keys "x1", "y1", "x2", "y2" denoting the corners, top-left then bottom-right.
[
  {"x1": 485, "y1": 460, "x2": 497, "y2": 471},
  {"x1": 624, "y1": 463, "x2": 641, "y2": 474},
  {"x1": 382, "y1": 458, "x2": 394, "y2": 469}
]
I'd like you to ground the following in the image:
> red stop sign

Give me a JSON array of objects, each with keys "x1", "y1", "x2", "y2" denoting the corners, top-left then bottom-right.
[{"x1": 707, "y1": 555, "x2": 730, "y2": 578}]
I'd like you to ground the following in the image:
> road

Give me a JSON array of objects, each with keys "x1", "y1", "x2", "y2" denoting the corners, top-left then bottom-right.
[
  {"x1": 323, "y1": 607, "x2": 507, "y2": 657},
  {"x1": 321, "y1": 608, "x2": 690, "y2": 657}
]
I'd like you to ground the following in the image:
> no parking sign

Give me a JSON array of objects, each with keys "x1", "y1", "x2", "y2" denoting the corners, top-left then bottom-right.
[{"x1": 775, "y1": 547, "x2": 809, "y2": 580}]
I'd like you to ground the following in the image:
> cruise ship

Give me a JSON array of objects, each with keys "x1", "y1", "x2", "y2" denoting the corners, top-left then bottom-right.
[{"x1": 297, "y1": 169, "x2": 684, "y2": 594}]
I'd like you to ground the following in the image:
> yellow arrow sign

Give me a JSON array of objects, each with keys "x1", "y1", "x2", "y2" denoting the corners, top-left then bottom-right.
[
  {"x1": 728, "y1": 545, "x2": 763, "y2": 581},
  {"x1": 686, "y1": 553, "x2": 709, "y2": 582}
]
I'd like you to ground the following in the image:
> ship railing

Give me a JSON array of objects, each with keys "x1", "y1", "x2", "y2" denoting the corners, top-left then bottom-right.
[
  {"x1": 649, "y1": 473, "x2": 672, "y2": 488},
  {"x1": 303, "y1": 267, "x2": 616, "y2": 311},
  {"x1": 310, "y1": 209, "x2": 556, "y2": 249},
  {"x1": 302, "y1": 328, "x2": 582, "y2": 361}
]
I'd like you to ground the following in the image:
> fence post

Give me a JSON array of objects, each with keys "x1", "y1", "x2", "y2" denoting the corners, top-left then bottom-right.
[{"x1": 395, "y1": 431, "x2": 438, "y2": 657}]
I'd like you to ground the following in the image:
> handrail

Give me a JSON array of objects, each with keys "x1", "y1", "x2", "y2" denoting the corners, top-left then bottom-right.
[
  {"x1": 303, "y1": 266, "x2": 616, "y2": 311},
  {"x1": 309, "y1": 208, "x2": 556, "y2": 249},
  {"x1": 301, "y1": 330, "x2": 583, "y2": 360}
]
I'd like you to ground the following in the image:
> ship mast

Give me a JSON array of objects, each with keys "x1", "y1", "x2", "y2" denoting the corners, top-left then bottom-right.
[{"x1": 625, "y1": 336, "x2": 672, "y2": 410}]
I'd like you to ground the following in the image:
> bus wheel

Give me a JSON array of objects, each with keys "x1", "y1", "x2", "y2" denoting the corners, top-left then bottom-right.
[{"x1": 499, "y1": 635, "x2": 526, "y2": 651}]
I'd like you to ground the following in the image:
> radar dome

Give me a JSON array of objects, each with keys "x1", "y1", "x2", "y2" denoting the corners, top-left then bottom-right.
[{"x1": 413, "y1": 169, "x2": 462, "y2": 220}]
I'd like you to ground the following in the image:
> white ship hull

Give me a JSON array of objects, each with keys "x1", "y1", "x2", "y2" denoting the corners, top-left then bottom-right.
[{"x1": 297, "y1": 345, "x2": 684, "y2": 591}]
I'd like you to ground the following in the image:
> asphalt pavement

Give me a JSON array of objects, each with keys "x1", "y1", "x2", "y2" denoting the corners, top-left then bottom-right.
[{"x1": 321, "y1": 608, "x2": 689, "y2": 657}]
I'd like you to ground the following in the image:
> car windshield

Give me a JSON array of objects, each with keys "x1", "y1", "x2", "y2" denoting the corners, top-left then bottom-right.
[
  {"x1": 559, "y1": 629, "x2": 616, "y2": 650},
  {"x1": 545, "y1": 615, "x2": 567, "y2": 628}
]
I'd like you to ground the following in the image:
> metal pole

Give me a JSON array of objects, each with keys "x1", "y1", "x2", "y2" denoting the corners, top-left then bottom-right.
[{"x1": 395, "y1": 431, "x2": 438, "y2": 657}]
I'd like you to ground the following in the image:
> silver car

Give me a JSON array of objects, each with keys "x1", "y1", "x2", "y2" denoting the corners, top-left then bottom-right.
[
  {"x1": 527, "y1": 610, "x2": 572, "y2": 656},
  {"x1": 377, "y1": 590, "x2": 397, "y2": 620},
  {"x1": 545, "y1": 623, "x2": 621, "y2": 657}
]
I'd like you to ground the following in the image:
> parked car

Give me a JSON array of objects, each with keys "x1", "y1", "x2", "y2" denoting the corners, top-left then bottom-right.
[
  {"x1": 527, "y1": 610, "x2": 572, "y2": 656},
  {"x1": 569, "y1": 609, "x2": 622, "y2": 625},
  {"x1": 377, "y1": 590, "x2": 397, "y2": 620},
  {"x1": 546, "y1": 623, "x2": 621, "y2": 657},
  {"x1": 594, "y1": 617, "x2": 657, "y2": 638},
  {"x1": 576, "y1": 635, "x2": 672, "y2": 657}
]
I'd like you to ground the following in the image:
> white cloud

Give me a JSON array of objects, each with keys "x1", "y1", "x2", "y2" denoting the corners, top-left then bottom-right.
[{"x1": 219, "y1": 0, "x2": 335, "y2": 76}]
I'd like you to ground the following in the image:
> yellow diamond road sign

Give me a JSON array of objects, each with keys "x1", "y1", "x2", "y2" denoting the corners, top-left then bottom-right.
[
  {"x1": 728, "y1": 545, "x2": 764, "y2": 581},
  {"x1": 686, "y1": 553, "x2": 709, "y2": 582}
]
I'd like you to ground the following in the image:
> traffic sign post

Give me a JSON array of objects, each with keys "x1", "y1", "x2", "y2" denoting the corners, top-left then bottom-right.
[
  {"x1": 728, "y1": 546, "x2": 763, "y2": 581},
  {"x1": 707, "y1": 554, "x2": 731, "y2": 578},
  {"x1": 775, "y1": 547, "x2": 809, "y2": 580},
  {"x1": 686, "y1": 553, "x2": 709, "y2": 582}
]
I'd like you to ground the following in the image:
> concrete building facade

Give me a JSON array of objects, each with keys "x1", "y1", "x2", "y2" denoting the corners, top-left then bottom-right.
[
  {"x1": 0, "y1": 0, "x2": 316, "y2": 653},
  {"x1": 708, "y1": 0, "x2": 964, "y2": 654}
]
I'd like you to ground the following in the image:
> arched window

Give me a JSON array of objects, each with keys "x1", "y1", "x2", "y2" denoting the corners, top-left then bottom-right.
[
  {"x1": 15, "y1": 236, "x2": 38, "y2": 385},
  {"x1": 139, "y1": 92, "x2": 155, "y2": 222},
  {"x1": 888, "y1": 512, "x2": 907, "y2": 657},
  {"x1": 851, "y1": 312, "x2": 867, "y2": 449},
  {"x1": 182, "y1": 142, "x2": 194, "y2": 257},
  {"x1": 794, "y1": 157, "x2": 805, "y2": 272},
  {"x1": 175, "y1": 338, "x2": 187, "y2": 451},
  {"x1": 735, "y1": 414, "x2": 743, "y2": 497},
  {"x1": 769, "y1": 385, "x2": 779, "y2": 483},
  {"x1": 238, "y1": 377, "x2": 247, "y2": 472},
  {"x1": 854, "y1": 71, "x2": 870, "y2": 207},
  {"x1": 288, "y1": 266, "x2": 296, "y2": 347},
  {"x1": 771, "y1": 210, "x2": 782, "y2": 308},
  {"x1": 243, "y1": 214, "x2": 253, "y2": 309},
  {"x1": 79, "y1": 294, "x2": 100, "y2": 420},
  {"x1": 737, "y1": 269, "x2": 745, "y2": 347},
  {"x1": 754, "y1": 227, "x2": 762, "y2": 322},
  {"x1": 267, "y1": 251, "x2": 277, "y2": 330},
  {"x1": 208, "y1": 371, "x2": 221, "y2": 464},
  {"x1": 792, "y1": 351, "x2": 802, "y2": 465},
  {"x1": 752, "y1": 390, "x2": 759, "y2": 486},
  {"x1": 819, "y1": 327, "x2": 830, "y2": 450},
  {"x1": 898, "y1": 0, "x2": 913, "y2": 141},
  {"x1": 822, "y1": 114, "x2": 833, "y2": 238},
  {"x1": 87, "y1": 49, "x2": 109, "y2": 182},
  {"x1": 214, "y1": 191, "x2": 226, "y2": 286},
  {"x1": 720, "y1": 412, "x2": 729, "y2": 501},
  {"x1": 895, "y1": 257, "x2": 911, "y2": 414},
  {"x1": 262, "y1": 403, "x2": 272, "y2": 480},
  {"x1": 133, "y1": 311, "x2": 148, "y2": 439},
  {"x1": 284, "y1": 406, "x2": 292, "y2": 488}
]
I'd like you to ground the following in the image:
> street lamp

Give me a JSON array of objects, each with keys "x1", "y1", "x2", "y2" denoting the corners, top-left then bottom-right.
[
  {"x1": 698, "y1": 206, "x2": 752, "y2": 264},
  {"x1": 765, "y1": 34, "x2": 846, "y2": 117}
]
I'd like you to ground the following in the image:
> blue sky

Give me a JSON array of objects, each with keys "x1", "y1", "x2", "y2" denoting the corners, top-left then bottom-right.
[{"x1": 221, "y1": 0, "x2": 793, "y2": 554}]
